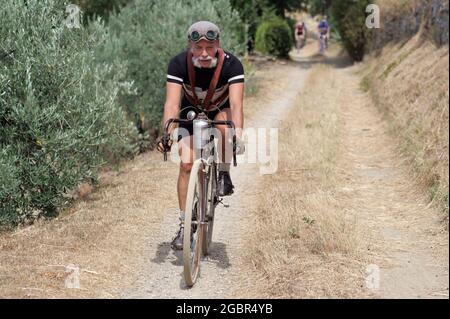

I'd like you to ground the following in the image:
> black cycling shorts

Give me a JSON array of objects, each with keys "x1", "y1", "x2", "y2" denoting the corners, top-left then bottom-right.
[{"x1": 177, "y1": 106, "x2": 229, "y2": 142}]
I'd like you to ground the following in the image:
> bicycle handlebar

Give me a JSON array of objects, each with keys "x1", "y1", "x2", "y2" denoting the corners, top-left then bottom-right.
[{"x1": 162, "y1": 118, "x2": 238, "y2": 167}]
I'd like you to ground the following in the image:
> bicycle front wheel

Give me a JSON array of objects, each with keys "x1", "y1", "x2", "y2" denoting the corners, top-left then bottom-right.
[
  {"x1": 202, "y1": 162, "x2": 217, "y2": 255},
  {"x1": 183, "y1": 160, "x2": 205, "y2": 287}
]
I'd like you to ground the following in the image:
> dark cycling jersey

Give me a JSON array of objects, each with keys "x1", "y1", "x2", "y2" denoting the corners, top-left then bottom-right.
[
  {"x1": 166, "y1": 50, "x2": 245, "y2": 110},
  {"x1": 167, "y1": 50, "x2": 244, "y2": 141}
]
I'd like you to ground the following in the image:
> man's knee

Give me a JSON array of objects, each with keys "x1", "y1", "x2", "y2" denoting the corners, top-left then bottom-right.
[{"x1": 180, "y1": 162, "x2": 193, "y2": 174}]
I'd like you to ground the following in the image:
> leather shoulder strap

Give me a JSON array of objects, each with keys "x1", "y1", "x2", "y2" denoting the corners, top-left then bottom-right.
[
  {"x1": 185, "y1": 48, "x2": 226, "y2": 110},
  {"x1": 203, "y1": 48, "x2": 225, "y2": 110},
  {"x1": 186, "y1": 50, "x2": 198, "y2": 106}
]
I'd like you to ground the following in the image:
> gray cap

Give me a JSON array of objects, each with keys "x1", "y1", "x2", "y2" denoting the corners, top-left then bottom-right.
[{"x1": 187, "y1": 21, "x2": 220, "y2": 40}]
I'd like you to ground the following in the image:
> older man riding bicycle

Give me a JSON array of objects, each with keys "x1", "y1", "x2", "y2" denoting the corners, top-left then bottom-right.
[{"x1": 157, "y1": 21, "x2": 245, "y2": 250}]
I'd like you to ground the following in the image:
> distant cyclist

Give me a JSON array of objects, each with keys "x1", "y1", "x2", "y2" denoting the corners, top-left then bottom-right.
[
  {"x1": 294, "y1": 20, "x2": 307, "y2": 53},
  {"x1": 317, "y1": 15, "x2": 330, "y2": 52}
]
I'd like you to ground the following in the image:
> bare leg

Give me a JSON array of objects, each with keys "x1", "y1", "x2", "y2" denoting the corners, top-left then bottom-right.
[
  {"x1": 214, "y1": 108, "x2": 233, "y2": 166},
  {"x1": 177, "y1": 136, "x2": 194, "y2": 212}
]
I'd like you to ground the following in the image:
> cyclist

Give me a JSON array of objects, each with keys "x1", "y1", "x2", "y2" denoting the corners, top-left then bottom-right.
[
  {"x1": 317, "y1": 15, "x2": 330, "y2": 52},
  {"x1": 158, "y1": 21, "x2": 245, "y2": 250},
  {"x1": 294, "y1": 20, "x2": 307, "y2": 53}
]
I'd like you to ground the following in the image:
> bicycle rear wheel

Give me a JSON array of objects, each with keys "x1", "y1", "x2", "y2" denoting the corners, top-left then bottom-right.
[
  {"x1": 183, "y1": 160, "x2": 205, "y2": 287},
  {"x1": 202, "y1": 162, "x2": 217, "y2": 255},
  {"x1": 319, "y1": 37, "x2": 325, "y2": 53}
]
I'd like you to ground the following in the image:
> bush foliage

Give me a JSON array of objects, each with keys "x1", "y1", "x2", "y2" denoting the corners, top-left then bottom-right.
[
  {"x1": 0, "y1": 0, "x2": 133, "y2": 227},
  {"x1": 331, "y1": 0, "x2": 371, "y2": 61},
  {"x1": 255, "y1": 17, "x2": 293, "y2": 57},
  {"x1": 0, "y1": 0, "x2": 246, "y2": 228}
]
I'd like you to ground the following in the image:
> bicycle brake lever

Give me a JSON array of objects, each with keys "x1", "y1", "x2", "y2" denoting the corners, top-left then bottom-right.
[{"x1": 162, "y1": 133, "x2": 170, "y2": 162}]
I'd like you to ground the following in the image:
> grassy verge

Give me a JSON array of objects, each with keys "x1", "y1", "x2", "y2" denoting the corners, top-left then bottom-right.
[
  {"x1": 242, "y1": 56, "x2": 260, "y2": 97},
  {"x1": 242, "y1": 65, "x2": 370, "y2": 298},
  {"x1": 360, "y1": 34, "x2": 449, "y2": 217}
]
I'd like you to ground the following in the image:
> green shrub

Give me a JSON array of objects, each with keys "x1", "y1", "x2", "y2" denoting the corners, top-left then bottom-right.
[
  {"x1": 97, "y1": 0, "x2": 247, "y2": 138},
  {"x1": 255, "y1": 17, "x2": 293, "y2": 57},
  {"x1": 0, "y1": 147, "x2": 21, "y2": 227},
  {"x1": 332, "y1": 0, "x2": 371, "y2": 61},
  {"x1": 0, "y1": 0, "x2": 138, "y2": 228},
  {"x1": 286, "y1": 16, "x2": 297, "y2": 42},
  {"x1": 309, "y1": 0, "x2": 333, "y2": 17},
  {"x1": 74, "y1": 0, "x2": 131, "y2": 23},
  {"x1": 0, "y1": 0, "x2": 246, "y2": 228},
  {"x1": 230, "y1": 0, "x2": 265, "y2": 52}
]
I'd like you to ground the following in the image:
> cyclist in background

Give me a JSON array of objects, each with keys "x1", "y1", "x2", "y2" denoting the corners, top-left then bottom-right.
[
  {"x1": 317, "y1": 15, "x2": 330, "y2": 52},
  {"x1": 295, "y1": 19, "x2": 307, "y2": 53}
]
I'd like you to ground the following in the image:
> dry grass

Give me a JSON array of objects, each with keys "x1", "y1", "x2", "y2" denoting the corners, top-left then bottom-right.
[
  {"x1": 361, "y1": 34, "x2": 449, "y2": 217},
  {"x1": 239, "y1": 64, "x2": 372, "y2": 298},
  {"x1": 0, "y1": 151, "x2": 180, "y2": 298},
  {"x1": 376, "y1": 0, "x2": 425, "y2": 15}
]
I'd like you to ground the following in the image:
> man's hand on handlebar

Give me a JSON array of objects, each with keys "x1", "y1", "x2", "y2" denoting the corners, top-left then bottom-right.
[
  {"x1": 156, "y1": 134, "x2": 173, "y2": 154},
  {"x1": 235, "y1": 137, "x2": 245, "y2": 155}
]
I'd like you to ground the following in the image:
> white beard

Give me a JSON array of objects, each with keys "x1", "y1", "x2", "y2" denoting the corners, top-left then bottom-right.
[{"x1": 192, "y1": 56, "x2": 218, "y2": 68}]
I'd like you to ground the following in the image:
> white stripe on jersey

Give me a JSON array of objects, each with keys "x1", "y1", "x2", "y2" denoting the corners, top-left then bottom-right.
[
  {"x1": 228, "y1": 74, "x2": 245, "y2": 83},
  {"x1": 167, "y1": 74, "x2": 183, "y2": 83}
]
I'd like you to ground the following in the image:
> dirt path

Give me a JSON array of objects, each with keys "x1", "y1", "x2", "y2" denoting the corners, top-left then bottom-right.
[
  {"x1": 231, "y1": 44, "x2": 448, "y2": 298},
  {"x1": 0, "y1": 42, "x2": 447, "y2": 299},
  {"x1": 337, "y1": 68, "x2": 449, "y2": 298}
]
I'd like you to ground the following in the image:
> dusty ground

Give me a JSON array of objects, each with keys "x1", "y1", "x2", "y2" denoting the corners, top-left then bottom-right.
[
  {"x1": 339, "y1": 68, "x2": 449, "y2": 298},
  {"x1": 0, "y1": 41, "x2": 448, "y2": 299}
]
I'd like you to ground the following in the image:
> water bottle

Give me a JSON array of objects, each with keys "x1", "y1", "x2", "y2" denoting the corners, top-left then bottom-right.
[{"x1": 193, "y1": 119, "x2": 211, "y2": 152}]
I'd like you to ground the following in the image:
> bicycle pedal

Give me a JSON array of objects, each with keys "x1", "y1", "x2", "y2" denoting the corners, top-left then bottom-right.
[
  {"x1": 217, "y1": 198, "x2": 229, "y2": 208},
  {"x1": 220, "y1": 201, "x2": 230, "y2": 208}
]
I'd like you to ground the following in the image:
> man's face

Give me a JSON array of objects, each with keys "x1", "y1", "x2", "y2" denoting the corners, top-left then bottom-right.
[{"x1": 190, "y1": 39, "x2": 219, "y2": 68}]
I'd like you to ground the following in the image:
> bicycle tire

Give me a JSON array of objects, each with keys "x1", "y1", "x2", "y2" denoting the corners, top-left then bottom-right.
[
  {"x1": 183, "y1": 159, "x2": 205, "y2": 287},
  {"x1": 202, "y1": 162, "x2": 217, "y2": 255}
]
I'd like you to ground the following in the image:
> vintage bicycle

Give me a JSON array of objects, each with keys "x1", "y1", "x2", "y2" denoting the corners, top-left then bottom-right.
[{"x1": 161, "y1": 108, "x2": 237, "y2": 287}]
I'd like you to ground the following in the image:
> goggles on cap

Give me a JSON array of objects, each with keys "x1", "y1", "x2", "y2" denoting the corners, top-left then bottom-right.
[{"x1": 188, "y1": 30, "x2": 219, "y2": 42}]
